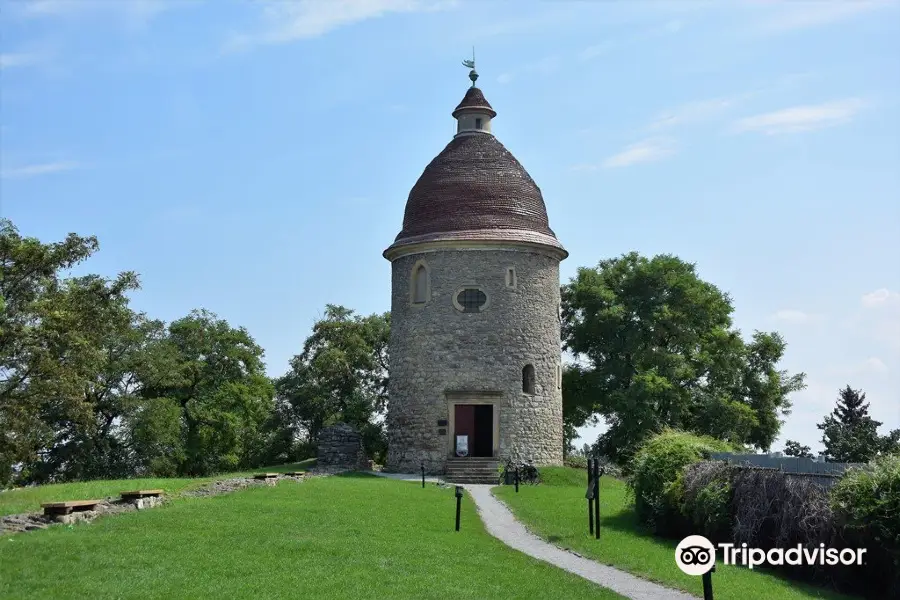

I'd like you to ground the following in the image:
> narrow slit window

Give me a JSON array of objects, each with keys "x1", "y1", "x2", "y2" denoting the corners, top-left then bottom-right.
[
  {"x1": 522, "y1": 364, "x2": 536, "y2": 394},
  {"x1": 505, "y1": 267, "x2": 516, "y2": 288},
  {"x1": 475, "y1": 117, "x2": 483, "y2": 130},
  {"x1": 413, "y1": 264, "x2": 428, "y2": 304}
]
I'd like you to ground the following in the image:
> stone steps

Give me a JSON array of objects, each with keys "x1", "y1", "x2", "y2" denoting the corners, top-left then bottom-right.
[{"x1": 444, "y1": 458, "x2": 500, "y2": 484}]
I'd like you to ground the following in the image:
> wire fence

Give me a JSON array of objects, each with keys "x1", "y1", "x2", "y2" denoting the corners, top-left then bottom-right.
[{"x1": 708, "y1": 453, "x2": 864, "y2": 489}]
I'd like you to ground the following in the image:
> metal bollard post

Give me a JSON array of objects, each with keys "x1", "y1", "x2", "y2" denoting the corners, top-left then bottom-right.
[
  {"x1": 455, "y1": 486, "x2": 463, "y2": 531},
  {"x1": 593, "y1": 459, "x2": 600, "y2": 540},
  {"x1": 421, "y1": 461, "x2": 425, "y2": 488},
  {"x1": 587, "y1": 459, "x2": 594, "y2": 535},
  {"x1": 514, "y1": 466, "x2": 519, "y2": 493},
  {"x1": 702, "y1": 564, "x2": 715, "y2": 600}
]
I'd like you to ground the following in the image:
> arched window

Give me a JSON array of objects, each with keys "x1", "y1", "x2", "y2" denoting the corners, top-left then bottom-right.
[
  {"x1": 412, "y1": 263, "x2": 428, "y2": 304},
  {"x1": 522, "y1": 364, "x2": 536, "y2": 394}
]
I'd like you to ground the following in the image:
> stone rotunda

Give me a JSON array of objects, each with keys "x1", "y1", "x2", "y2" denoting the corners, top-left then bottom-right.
[{"x1": 383, "y1": 65, "x2": 567, "y2": 478}]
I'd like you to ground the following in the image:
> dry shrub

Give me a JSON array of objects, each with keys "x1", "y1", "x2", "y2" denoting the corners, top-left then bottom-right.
[
  {"x1": 732, "y1": 467, "x2": 834, "y2": 550},
  {"x1": 681, "y1": 461, "x2": 736, "y2": 542},
  {"x1": 564, "y1": 455, "x2": 588, "y2": 470},
  {"x1": 646, "y1": 454, "x2": 892, "y2": 597},
  {"x1": 729, "y1": 467, "x2": 866, "y2": 591}
]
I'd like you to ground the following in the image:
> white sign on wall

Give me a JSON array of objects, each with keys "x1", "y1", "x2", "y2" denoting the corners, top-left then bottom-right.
[{"x1": 456, "y1": 435, "x2": 469, "y2": 457}]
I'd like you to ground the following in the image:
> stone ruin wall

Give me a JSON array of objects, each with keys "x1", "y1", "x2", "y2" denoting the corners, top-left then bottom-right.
[{"x1": 316, "y1": 423, "x2": 369, "y2": 470}]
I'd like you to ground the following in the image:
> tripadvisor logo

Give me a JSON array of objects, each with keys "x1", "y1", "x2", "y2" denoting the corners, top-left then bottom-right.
[
  {"x1": 675, "y1": 535, "x2": 716, "y2": 576},
  {"x1": 675, "y1": 535, "x2": 868, "y2": 575}
]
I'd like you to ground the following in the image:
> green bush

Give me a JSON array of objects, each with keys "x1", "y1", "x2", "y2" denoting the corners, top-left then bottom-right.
[
  {"x1": 831, "y1": 453, "x2": 900, "y2": 597},
  {"x1": 629, "y1": 429, "x2": 733, "y2": 534},
  {"x1": 564, "y1": 455, "x2": 588, "y2": 469}
]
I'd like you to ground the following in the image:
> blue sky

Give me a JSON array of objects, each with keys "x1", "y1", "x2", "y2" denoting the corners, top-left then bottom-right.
[{"x1": 2, "y1": 0, "x2": 898, "y2": 453}]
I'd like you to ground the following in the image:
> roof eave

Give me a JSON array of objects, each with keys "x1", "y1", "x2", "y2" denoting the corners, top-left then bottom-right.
[
  {"x1": 452, "y1": 105, "x2": 497, "y2": 118},
  {"x1": 383, "y1": 230, "x2": 568, "y2": 262}
]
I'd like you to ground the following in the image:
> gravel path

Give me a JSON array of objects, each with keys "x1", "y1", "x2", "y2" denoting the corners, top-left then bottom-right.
[
  {"x1": 369, "y1": 473, "x2": 695, "y2": 600},
  {"x1": 465, "y1": 485, "x2": 696, "y2": 600}
]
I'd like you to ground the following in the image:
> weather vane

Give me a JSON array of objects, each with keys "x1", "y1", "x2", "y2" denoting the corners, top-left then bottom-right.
[{"x1": 462, "y1": 47, "x2": 477, "y2": 86}]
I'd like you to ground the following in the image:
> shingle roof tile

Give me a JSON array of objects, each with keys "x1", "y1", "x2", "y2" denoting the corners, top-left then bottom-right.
[{"x1": 387, "y1": 87, "x2": 565, "y2": 256}]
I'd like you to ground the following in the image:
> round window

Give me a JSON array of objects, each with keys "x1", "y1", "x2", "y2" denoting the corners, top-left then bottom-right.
[{"x1": 455, "y1": 288, "x2": 487, "y2": 313}]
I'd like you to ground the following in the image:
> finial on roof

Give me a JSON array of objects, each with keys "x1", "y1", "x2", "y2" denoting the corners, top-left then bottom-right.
[{"x1": 461, "y1": 47, "x2": 477, "y2": 87}]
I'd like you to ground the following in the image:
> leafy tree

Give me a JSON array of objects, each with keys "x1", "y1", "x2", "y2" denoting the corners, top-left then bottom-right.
[
  {"x1": 0, "y1": 220, "x2": 103, "y2": 483},
  {"x1": 562, "y1": 252, "x2": 805, "y2": 464},
  {"x1": 275, "y1": 305, "x2": 389, "y2": 456},
  {"x1": 783, "y1": 439, "x2": 814, "y2": 458},
  {"x1": 818, "y1": 385, "x2": 896, "y2": 463},
  {"x1": 127, "y1": 396, "x2": 184, "y2": 476},
  {"x1": 141, "y1": 309, "x2": 275, "y2": 475},
  {"x1": 25, "y1": 273, "x2": 168, "y2": 482},
  {"x1": 561, "y1": 365, "x2": 600, "y2": 456},
  {"x1": 0, "y1": 219, "x2": 287, "y2": 484}
]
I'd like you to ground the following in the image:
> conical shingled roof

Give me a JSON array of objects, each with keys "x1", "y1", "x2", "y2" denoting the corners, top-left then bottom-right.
[
  {"x1": 452, "y1": 87, "x2": 496, "y2": 118},
  {"x1": 385, "y1": 87, "x2": 565, "y2": 257}
]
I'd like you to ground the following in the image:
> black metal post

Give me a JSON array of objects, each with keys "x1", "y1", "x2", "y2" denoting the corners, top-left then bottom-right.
[
  {"x1": 702, "y1": 565, "x2": 715, "y2": 600},
  {"x1": 514, "y1": 465, "x2": 519, "y2": 493},
  {"x1": 587, "y1": 459, "x2": 594, "y2": 535},
  {"x1": 455, "y1": 486, "x2": 463, "y2": 531},
  {"x1": 593, "y1": 459, "x2": 600, "y2": 540},
  {"x1": 421, "y1": 461, "x2": 425, "y2": 488}
]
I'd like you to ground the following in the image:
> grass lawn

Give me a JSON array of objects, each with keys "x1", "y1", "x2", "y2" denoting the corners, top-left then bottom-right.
[
  {"x1": 495, "y1": 468, "x2": 859, "y2": 600},
  {"x1": 0, "y1": 459, "x2": 317, "y2": 517},
  {"x1": 1, "y1": 474, "x2": 623, "y2": 599}
]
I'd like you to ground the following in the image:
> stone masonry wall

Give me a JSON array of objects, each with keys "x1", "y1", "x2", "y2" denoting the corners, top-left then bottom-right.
[
  {"x1": 385, "y1": 247, "x2": 563, "y2": 474},
  {"x1": 317, "y1": 423, "x2": 368, "y2": 470}
]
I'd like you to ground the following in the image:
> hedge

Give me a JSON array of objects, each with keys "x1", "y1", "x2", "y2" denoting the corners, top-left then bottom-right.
[
  {"x1": 628, "y1": 429, "x2": 735, "y2": 535},
  {"x1": 831, "y1": 453, "x2": 900, "y2": 597},
  {"x1": 643, "y1": 450, "x2": 900, "y2": 598}
]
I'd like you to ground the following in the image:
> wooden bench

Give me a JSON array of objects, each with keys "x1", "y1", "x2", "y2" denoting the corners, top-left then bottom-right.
[
  {"x1": 41, "y1": 500, "x2": 101, "y2": 517},
  {"x1": 253, "y1": 473, "x2": 279, "y2": 480},
  {"x1": 120, "y1": 489, "x2": 163, "y2": 501}
]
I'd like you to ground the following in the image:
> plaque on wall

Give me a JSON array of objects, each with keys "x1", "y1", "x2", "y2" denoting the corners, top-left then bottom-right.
[
  {"x1": 437, "y1": 419, "x2": 448, "y2": 427},
  {"x1": 438, "y1": 428, "x2": 447, "y2": 435}
]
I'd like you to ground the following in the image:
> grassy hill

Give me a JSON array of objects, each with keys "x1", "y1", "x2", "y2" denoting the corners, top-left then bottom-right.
[
  {"x1": 495, "y1": 467, "x2": 859, "y2": 600},
  {"x1": 0, "y1": 460, "x2": 317, "y2": 518},
  {"x1": 1, "y1": 472, "x2": 623, "y2": 600}
]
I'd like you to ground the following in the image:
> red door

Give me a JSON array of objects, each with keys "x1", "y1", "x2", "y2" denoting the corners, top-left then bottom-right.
[{"x1": 454, "y1": 405, "x2": 475, "y2": 455}]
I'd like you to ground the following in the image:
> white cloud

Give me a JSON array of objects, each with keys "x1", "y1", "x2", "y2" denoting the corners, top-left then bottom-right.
[
  {"x1": 757, "y1": 1, "x2": 895, "y2": 34},
  {"x1": 0, "y1": 53, "x2": 42, "y2": 70},
  {"x1": 852, "y1": 357, "x2": 890, "y2": 375},
  {"x1": 226, "y1": 0, "x2": 455, "y2": 50},
  {"x1": 663, "y1": 19, "x2": 684, "y2": 33},
  {"x1": 600, "y1": 138, "x2": 677, "y2": 169},
  {"x1": 18, "y1": 0, "x2": 173, "y2": 26},
  {"x1": 773, "y1": 309, "x2": 823, "y2": 325},
  {"x1": 861, "y1": 288, "x2": 900, "y2": 308},
  {"x1": 730, "y1": 99, "x2": 866, "y2": 135},
  {"x1": 578, "y1": 41, "x2": 614, "y2": 61},
  {"x1": 649, "y1": 95, "x2": 743, "y2": 130},
  {"x1": 0, "y1": 161, "x2": 81, "y2": 180},
  {"x1": 859, "y1": 289, "x2": 900, "y2": 351}
]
